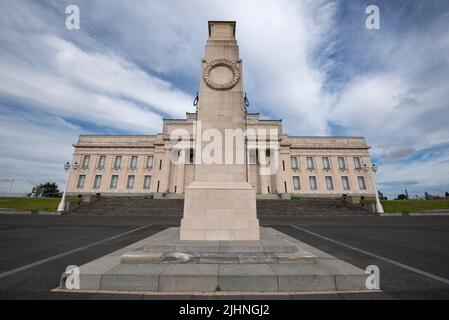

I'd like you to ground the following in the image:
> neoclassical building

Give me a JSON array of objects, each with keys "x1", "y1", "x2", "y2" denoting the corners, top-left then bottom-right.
[
  {"x1": 66, "y1": 22, "x2": 375, "y2": 199},
  {"x1": 67, "y1": 112, "x2": 374, "y2": 198}
]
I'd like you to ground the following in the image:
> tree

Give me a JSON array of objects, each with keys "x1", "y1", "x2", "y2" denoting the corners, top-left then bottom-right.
[
  {"x1": 445, "y1": 192, "x2": 449, "y2": 199},
  {"x1": 38, "y1": 182, "x2": 61, "y2": 198},
  {"x1": 397, "y1": 194, "x2": 408, "y2": 200}
]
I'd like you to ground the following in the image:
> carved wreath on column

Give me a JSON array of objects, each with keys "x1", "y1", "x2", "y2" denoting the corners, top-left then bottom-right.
[{"x1": 202, "y1": 59, "x2": 240, "y2": 90}]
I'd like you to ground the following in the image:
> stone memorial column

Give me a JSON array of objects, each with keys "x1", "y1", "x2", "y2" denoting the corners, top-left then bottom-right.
[{"x1": 180, "y1": 21, "x2": 260, "y2": 241}]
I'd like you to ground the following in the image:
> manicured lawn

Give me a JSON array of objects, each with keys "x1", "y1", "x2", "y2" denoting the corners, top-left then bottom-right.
[
  {"x1": 361, "y1": 199, "x2": 449, "y2": 213},
  {"x1": 0, "y1": 197, "x2": 81, "y2": 212}
]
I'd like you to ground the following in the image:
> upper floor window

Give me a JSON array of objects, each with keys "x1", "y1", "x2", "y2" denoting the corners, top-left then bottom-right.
[
  {"x1": 114, "y1": 156, "x2": 122, "y2": 169},
  {"x1": 81, "y1": 155, "x2": 90, "y2": 169},
  {"x1": 322, "y1": 157, "x2": 330, "y2": 170},
  {"x1": 338, "y1": 157, "x2": 346, "y2": 170},
  {"x1": 291, "y1": 157, "x2": 298, "y2": 170},
  {"x1": 97, "y1": 155, "x2": 106, "y2": 169},
  {"x1": 354, "y1": 157, "x2": 362, "y2": 170},
  {"x1": 309, "y1": 176, "x2": 318, "y2": 190},
  {"x1": 325, "y1": 176, "x2": 334, "y2": 190},
  {"x1": 358, "y1": 176, "x2": 367, "y2": 190},
  {"x1": 93, "y1": 175, "x2": 102, "y2": 189},
  {"x1": 146, "y1": 155, "x2": 154, "y2": 169},
  {"x1": 77, "y1": 175, "x2": 85, "y2": 188},
  {"x1": 130, "y1": 156, "x2": 138, "y2": 169},
  {"x1": 307, "y1": 157, "x2": 315, "y2": 170},
  {"x1": 293, "y1": 176, "x2": 301, "y2": 190},
  {"x1": 127, "y1": 175, "x2": 135, "y2": 189}
]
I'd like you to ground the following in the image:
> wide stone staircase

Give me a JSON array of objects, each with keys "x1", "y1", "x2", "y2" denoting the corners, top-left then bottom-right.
[
  {"x1": 256, "y1": 198, "x2": 371, "y2": 216},
  {"x1": 69, "y1": 197, "x2": 184, "y2": 216},
  {"x1": 68, "y1": 196, "x2": 371, "y2": 216}
]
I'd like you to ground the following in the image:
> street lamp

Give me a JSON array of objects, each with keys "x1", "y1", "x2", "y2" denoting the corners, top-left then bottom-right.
[
  {"x1": 364, "y1": 163, "x2": 384, "y2": 213},
  {"x1": 57, "y1": 161, "x2": 78, "y2": 213}
]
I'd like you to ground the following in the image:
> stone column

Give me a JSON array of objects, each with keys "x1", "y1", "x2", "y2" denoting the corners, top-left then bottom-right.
[{"x1": 180, "y1": 21, "x2": 260, "y2": 241}]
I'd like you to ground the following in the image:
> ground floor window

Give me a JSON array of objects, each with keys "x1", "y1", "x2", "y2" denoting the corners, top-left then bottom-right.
[
  {"x1": 127, "y1": 175, "x2": 135, "y2": 189},
  {"x1": 342, "y1": 176, "x2": 350, "y2": 190},
  {"x1": 309, "y1": 176, "x2": 317, "y2": 190},
  {"x1": 143, "y1": 175, "x2": 152, "y2": 189},
  {"x1": 358, "y1": 176, "x2": 367, "y2": 190},
  {"x1": 325, "y1": 176, "x2": 334, "y2": 190},
  {"x1": 110, "y1": 175, "x2": 118, "y2": 189},
  {"x1": 293, "y1": 176, "x2": 300, "y2": 190},
  {"x1": 77, "y1": 175, "x2": 85, "y2": 188},
  {"x1": 93, "y1": 175, "x2": 102, "y2": 189}
]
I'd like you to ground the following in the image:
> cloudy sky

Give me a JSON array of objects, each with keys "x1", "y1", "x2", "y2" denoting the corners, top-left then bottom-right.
[{"x1": 0, "y1": 0, "x2": 448, "y2": 198}]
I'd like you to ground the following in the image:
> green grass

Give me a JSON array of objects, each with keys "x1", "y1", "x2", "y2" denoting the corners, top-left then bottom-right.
[
  {"x1": 0, "y1": 197, "x2": 82, "y2": 212},
  {"x1": 361, "y1": 199, "x2": 449, "y2": 213}
]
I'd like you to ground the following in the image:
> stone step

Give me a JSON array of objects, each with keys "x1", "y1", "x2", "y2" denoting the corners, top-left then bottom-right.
[{"x1": 69, "y1": 197, "x2": 371, "y2": 216}]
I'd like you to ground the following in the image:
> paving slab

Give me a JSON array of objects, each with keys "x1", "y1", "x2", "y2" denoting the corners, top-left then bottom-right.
[
  {"x1": 101, "y1": 264, "x2": 167, "y2": 291},
  {"x1": 159, "y1": 264, "x2": 219, "y2": 292},
  {"x1": 219, "y1": 264, "x2": 278, "y2": 292}
]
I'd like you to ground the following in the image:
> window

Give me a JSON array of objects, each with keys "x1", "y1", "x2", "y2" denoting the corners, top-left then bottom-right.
[
  {"x1": 325, "y1": 176, "x2": 334, "y2": 190},
  {"x1": 127, "y1": 175, "x2": 135, "y2": 189},
  {"x1": 309, "y1": 176, "x2": 317, "y2": 190},
  {"x1": 143, "y1": 175, "x2": 152, "y2": 189},
  {"x1": 77, "y1": 175, "x2": 85, "y2": 188},
  {"x1": 114, "y1": 156, "x2": 122, "y2": 169},
  {"x1": 249, "y1": 149, "x2": 257, "y2": 164},
  {"x1": 322, "y1": 157, "x2": 330, "y2": 170},
  {"x1": 291, "y1": 157, "x2": 298, "y2": 169},
  {"x1": 81, "y1": 155, "x2": 90, "y2": 169},
  {"x1": 97, "y1": 155, "x2": 106, "y2": 169},
  {"x1": 307, "y1": 157, "x2": 315, "y2": 170},
  {"x1": 188, "y1": 148, "x2": 195, "y2": 164},
  {"x1": 293, "y1": 176, "x2": 301, "y2": 190},
  {"x1": 110, "y1": 175, "x2": 118, "y2": 189},
  {"x1": 282, "y1": 160, "x2": 285, "y2": 171},
  {"x1": 358, "y1": 176, "x2": 367, "y2": 190},
  {"x1": 146, "y1": 155, "x2": 154, "y2": 169},
  {"x1": 342, "y1": 176, "x2": 350, "y2": 190},
  {"x1": 338, "y1": 157, "x2": 346, "y2": 170},
  {"x1": 93, "y1": 175, "x2": 102, "y2": 189},
  {"x1": 354, "y1": 157, "x2": 362, "y2": 170},
  {"x1": 130, "y1": 156, "x2": 138, "y2": 169},
  {"x1": 159, "y1": 160, "x2": 162, "y2": 170}
]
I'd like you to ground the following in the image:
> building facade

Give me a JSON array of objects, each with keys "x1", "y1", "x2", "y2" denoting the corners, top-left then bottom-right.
[
  {"x1": 67, "y1": 111, "x2": 375, "y2": 198},
  {"x1": 66, "y1": 22, "x2": 375, "y2": 199}
]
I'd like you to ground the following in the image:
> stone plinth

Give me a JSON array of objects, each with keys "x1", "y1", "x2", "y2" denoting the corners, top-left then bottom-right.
[
  {"x1": 57, "y1": 227, "x2": 373, "y2": 294},
  {"x1": 180, "y1": 181, "x2": 259, "y2": 240}
]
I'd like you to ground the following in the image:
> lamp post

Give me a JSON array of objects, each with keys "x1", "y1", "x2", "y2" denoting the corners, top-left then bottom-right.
[
  {"x1": 57, "y1": 161, "x2": 78, "y2": 213},
  {"x1": 364, "y1": 163, "x2": 384, "y2": 213}
]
